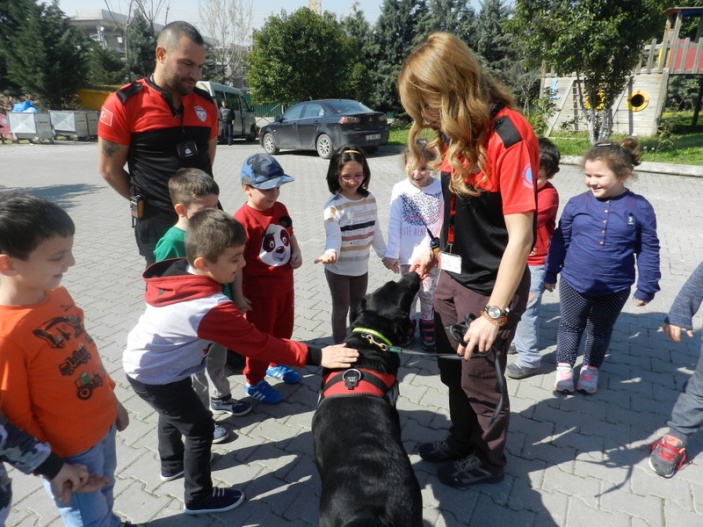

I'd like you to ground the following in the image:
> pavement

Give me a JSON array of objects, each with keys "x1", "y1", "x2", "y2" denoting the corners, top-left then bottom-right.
[{"x1": 3, "y1": 140, "x2": 703, "y2": 527}]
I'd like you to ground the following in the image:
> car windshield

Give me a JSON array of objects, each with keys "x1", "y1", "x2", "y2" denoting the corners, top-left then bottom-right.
[{"x1": 327, "y1": 100, "x2": 373, "y2": 114}]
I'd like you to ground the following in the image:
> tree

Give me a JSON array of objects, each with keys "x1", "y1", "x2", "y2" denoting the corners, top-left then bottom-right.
[
  {"x1": 199, "y1": 0, "x2": 254, "y2": 86},
  {"x1": 125, "y1": 9, "x2": 156, "y2": 78},
  {"x1": 414, "y1": 0, "x2": 477, "y2": 48},
  {"x1": 511, "y1": 0, "x2": 670, "y2": 143},
  {"x1": 85, "y1": 42, "x2": 127, "y2": 85},
  {"x1": 474, "y1": 0, "x2": 513, "y2": 81},
  {"x1": 340, "y1": 8, "x2": 374, "y2": 104},
  {"x1": 369, "y1": 0, "x2": 425, "y2": 114},
  {"x1": 1, "y1": 0, "x2": 88, "y2": 108},
  {"x1": 247, "y1": 8, "x2": 355, "y2": 104}
]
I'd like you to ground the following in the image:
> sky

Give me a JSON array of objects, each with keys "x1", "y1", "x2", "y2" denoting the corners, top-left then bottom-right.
[{"x1": 57, "y1": 0, "x2": 484, "y2": 34}]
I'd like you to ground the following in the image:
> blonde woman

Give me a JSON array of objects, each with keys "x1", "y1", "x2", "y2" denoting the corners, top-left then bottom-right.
[{"x1": 401, "y1": 32, "x2": 538, "y2": 487}]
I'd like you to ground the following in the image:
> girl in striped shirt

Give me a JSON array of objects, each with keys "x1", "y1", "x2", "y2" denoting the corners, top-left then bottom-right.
[{"x1": 315, "y1": 147, "x2": 387, "y2": 343}]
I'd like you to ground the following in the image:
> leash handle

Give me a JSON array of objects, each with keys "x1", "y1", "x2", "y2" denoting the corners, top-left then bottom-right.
[{"x1": 445, "y1": 313, "x2": 493, "y2": 358}]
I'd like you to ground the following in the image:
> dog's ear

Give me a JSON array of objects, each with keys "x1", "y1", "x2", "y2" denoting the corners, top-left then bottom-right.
[{"x1": 391, "y1": 313, "x2": 411, "y2": 345}]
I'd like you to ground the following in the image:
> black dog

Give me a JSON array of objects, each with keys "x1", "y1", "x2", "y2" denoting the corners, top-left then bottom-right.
[{"x1": 312, "y1": 272, "x2": 423, "y2": 527}]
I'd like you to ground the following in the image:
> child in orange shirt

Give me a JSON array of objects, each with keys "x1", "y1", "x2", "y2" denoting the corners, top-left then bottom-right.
[{"x1": 0, "y1": 191, "x2": 136, "y2": 527}]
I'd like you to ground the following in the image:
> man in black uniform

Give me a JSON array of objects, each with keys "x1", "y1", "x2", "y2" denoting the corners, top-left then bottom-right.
[
  {"x1": 97, "y1": 21, "x2": 219, "y2": 265},
  {"x1": 219, "y1": 100, "x2": 234, "y2": 146}
]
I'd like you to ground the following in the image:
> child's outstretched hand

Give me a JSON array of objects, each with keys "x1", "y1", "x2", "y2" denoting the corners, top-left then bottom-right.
[
  {"x1": 634, "y1": 299, "x2": 649, "y2": 307},
  {"x1": 314, "y1": 250, "x2": 337, "y2": 264},
  {"x1": 382, "y1": 257, "x2": 400, "y2": 273},
  {"x1": 662, "y1": 322, "x2": 694, "y2": 343},
  {"x1": 320, "y1": 344, "x2": 359, "y2": 369}
]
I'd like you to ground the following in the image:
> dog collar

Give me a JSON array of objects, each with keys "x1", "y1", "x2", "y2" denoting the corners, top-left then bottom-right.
[{"x1": 351, "y1": 327, "x2": 393, "y2": 347}]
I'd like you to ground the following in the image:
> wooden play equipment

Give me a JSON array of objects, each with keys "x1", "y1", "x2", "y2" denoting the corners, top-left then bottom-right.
[{"x1": 543, "y1": 6, "x2": 703, "y2": 137}]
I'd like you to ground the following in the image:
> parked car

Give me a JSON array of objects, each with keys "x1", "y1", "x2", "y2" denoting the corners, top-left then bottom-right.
[{"x1": 259, "y1": 99, "x2": 389, "y2": 159}]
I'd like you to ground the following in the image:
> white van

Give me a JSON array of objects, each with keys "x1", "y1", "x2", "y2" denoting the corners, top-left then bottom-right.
[{"x1": 196, "y1": 81, "x2": 257, "y2": 142}]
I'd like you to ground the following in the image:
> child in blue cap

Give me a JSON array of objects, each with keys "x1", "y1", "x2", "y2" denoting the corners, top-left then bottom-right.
[{"x1": 233, "y1": 154, "x2": 303, "y2": 404}]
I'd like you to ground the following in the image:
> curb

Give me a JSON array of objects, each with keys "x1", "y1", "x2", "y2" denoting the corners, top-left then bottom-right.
[{"x1": 561, "y1": 155, "x2": 703, "y2": 178}]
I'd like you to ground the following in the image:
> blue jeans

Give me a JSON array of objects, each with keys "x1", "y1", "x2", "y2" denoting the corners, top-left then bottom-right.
[
  {"x1": 667, "y1": 338, "x2": 703, "y2": 444},
  {"x1": 44, "y1": 426, "x2": 120, "y2": 527},
  {"x1": 512, "y1": 265, "x2": 546, "y2": 368}
]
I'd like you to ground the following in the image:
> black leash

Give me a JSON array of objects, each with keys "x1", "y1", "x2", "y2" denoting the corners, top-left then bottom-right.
[{"x1": 356, "y1": 314, "x2": 506, "y2": 426}]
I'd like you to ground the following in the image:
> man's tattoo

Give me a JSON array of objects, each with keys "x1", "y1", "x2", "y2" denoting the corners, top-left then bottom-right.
[{"x1": 102, "y1": 140, "x2": 120, "y2": 157}]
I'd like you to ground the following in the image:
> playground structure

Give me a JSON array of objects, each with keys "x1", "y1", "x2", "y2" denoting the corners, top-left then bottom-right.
[{"x1": 544, "y1": 6, "x2": 703, "y2": 137}]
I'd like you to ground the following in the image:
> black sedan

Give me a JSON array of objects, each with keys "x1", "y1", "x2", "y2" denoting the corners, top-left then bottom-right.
[{"x1": 259, "y1": 99, "x2": 389, "y2": 159}]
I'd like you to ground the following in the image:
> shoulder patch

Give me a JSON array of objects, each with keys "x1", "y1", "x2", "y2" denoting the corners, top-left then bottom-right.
[
  {"x1": 193, "y1": 86, "x2": 214, "y2": 104},
  {"x1": 494, "y1": 116, "x2": 522, "y2": 149},
  {"x1": 116, "y1": 81, "x2": 143, "y2": 104}
]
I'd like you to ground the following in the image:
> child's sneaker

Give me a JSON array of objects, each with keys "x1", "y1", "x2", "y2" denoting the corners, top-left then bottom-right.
[
  {"x1": 266, "y1": 365, "x2": 301, "y2": 384},
  {"x1": 184, "y1": 487, "x2": 245, "y2": 514},
  {"x1": 212, "y1": 423, "x2": 229, "y2": 444},
  {"x1": 211, "y1": 396, "x2": 253, "y2": 416},
  {"x1": 554, "y1": 363, "x2": 575, "y2": 393},
  {"x1": 419, "y1": 319, "x2": 435, "y2": 351},
  {"x1": 245, "y1": 380, "x2": 283, "y2": 404},
  {"x1": 160, "y1": 467, "x2": 185, "y2": 482},
  {"x1": 400, "y1": 319, "x2": 416, "y2": 348},
  {"x1": 649, "y1": 434, "x2": 688, "y2": 478},
  {"x1": 577, "y1": 365, "x2": 599, "y2": 394}
]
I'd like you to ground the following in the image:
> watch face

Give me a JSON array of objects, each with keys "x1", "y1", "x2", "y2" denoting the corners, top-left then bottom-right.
[{"x1": 486, "y1": 306, "x2": 501, "y2": 319}]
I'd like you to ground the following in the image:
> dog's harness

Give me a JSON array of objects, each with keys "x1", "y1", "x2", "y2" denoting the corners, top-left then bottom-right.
[
  {"x1": 318, "y1": 328, "x2": 399, "y2": 406},
  {"x1": 349, "y1": 321, "x2": 507, "y2": 426}
]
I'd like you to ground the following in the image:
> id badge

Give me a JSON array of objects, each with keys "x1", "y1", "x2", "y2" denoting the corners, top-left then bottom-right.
[
  {"x1": 177, "y1": 140, "x2": 198, "y2": 158},
  {"x1": 439, "y1": 251, "x2": 462, "y2": 273}
]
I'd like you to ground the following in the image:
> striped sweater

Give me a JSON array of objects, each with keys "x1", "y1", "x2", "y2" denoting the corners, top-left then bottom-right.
[{"x1": 322, "y1": 192, "x2": 386, "y2": 277}]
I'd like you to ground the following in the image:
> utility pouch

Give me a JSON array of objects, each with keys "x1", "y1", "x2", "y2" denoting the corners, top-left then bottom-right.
[{"x1": 130, "y1": 194, "x2": 145, "y2": 227}]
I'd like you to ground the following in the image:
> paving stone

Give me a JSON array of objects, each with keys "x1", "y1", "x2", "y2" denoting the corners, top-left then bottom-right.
[{"x1": 6, "y1": 143, "x2": 703, "y2": 526}]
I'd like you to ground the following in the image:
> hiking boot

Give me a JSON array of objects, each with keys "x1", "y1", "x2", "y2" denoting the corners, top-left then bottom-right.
[
  {"x1": 266, "y1": 365, "x2": 301, "y2": 384},
  {"x1": 417, "y1": 440, "x2": 464, "y2": 463},
  {"x1": 506, "y1": 362, "x2": 540, "y2": 379},
  {"x1": 649, "y1": 434, "x2": 688, "y2": 478},
  {"x1": 419, "y1": 319, "x2": 435, "y2": 351},
  {"x1": 554, "y1": 363, "x2": 575, "y2": 394},
  {"x1": 245, "y1": 380, "x2": 283, "y2": 404},
  {"x1": 184, "y1": 487, "x2": 245, "y2": 514},
  {"x1": 400, "y1": 319, "x2": 416, "y2": 348},
  {"x1": 437, "y1": 454, "x2": 504, "y2": 487},
  {"x1": 211, "y1": 396, "x2": 253, "y2": 416},
  {"x1": 577, "y1": 365, "x2": 599, "y2": 395}
]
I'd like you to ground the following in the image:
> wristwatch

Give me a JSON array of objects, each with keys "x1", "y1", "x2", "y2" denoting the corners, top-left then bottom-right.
[{"x1": 482, "y1": 305, "x2": 510, "y2": 326}]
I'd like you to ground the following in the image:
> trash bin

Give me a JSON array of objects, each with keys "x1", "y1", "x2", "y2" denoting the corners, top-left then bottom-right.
[
  {"x1": 8, "y1": 112, "x2": 54, "y2": 142},
  {"x1": 50, "y1": 110, "x2": 94, "y2": 140}
]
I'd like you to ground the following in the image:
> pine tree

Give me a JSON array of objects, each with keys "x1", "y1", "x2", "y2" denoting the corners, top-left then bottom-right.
[
  {"x1": 2, "y1": 0, "x2": 88, "y2": 108},
  {"x1": 126, "y1": 9, "x2": 156, "y2": 79},
  {"x1": 369, "y1": 0, "x2": 425, "y2": 114}
]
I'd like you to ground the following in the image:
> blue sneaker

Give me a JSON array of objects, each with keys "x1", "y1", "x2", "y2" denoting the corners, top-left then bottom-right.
[
  {"x1": 245, "y1": 380, "x2": 283, "y2": 404},
  {"x1": 212, "y1": 424, "x2": 229, "y2": 444},
  {"x1": 266, "y1": 365, "x2": 301, "y2": 384},
  {"x1": 184, "y1": 487, "x2": 245, "y2": 514},
  {"x1": 211, "y1": 396, "x2": 252, "y2": 416}
]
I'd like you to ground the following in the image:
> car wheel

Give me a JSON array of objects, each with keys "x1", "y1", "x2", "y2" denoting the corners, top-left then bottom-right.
[
  {"x1": 262, "y1": 133, "x2": 279, "y2": 154},
  {"x1": 316, "y1": 134, "x2": 334, "y2": 159},
  {"x1": 246, "y1": 125, "x2": 257, "y2": 142}
]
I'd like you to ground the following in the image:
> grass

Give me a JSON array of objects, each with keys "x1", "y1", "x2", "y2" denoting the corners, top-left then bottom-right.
[{"x1": 388, "y1": 111, "x2": 703, "y2": 166}]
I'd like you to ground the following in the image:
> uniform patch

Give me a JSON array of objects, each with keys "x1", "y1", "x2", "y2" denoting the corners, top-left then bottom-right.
[
  {"x1": 194, "y1": 106, "x2": 207, "y2": 122},
  {"x1": 521, "y1": 164, "x2": 534, "y2": 189},
  {"x1": 100, "y1": 108, "x2": 113, "y2": 127}
]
